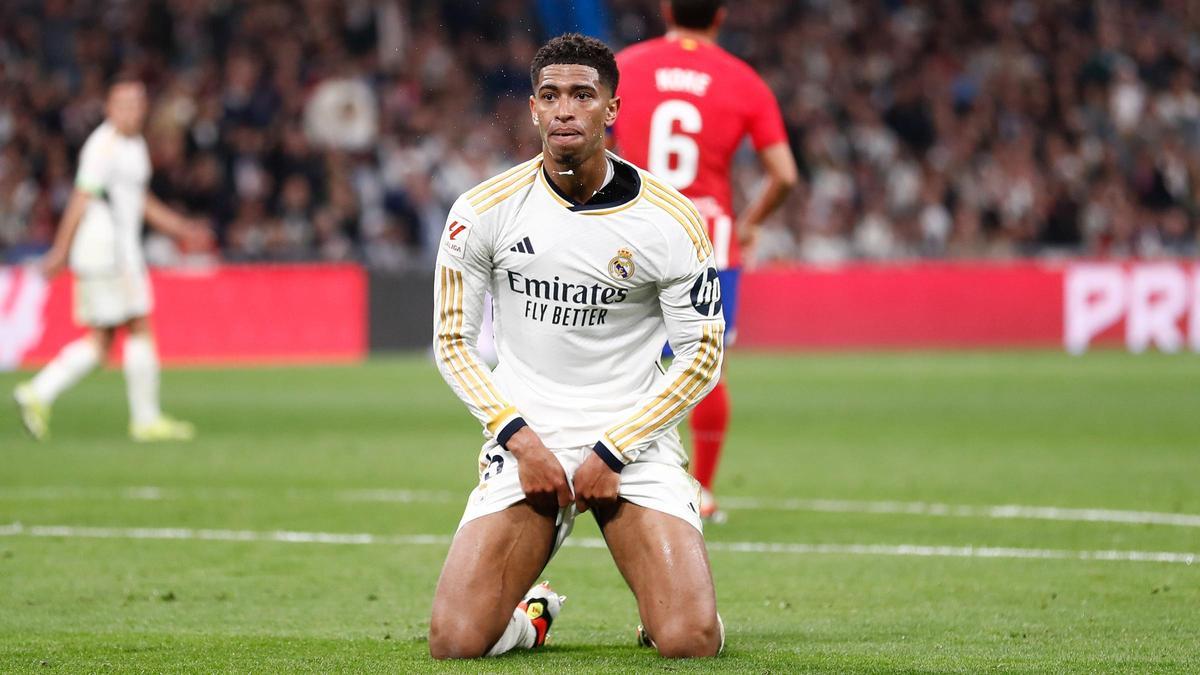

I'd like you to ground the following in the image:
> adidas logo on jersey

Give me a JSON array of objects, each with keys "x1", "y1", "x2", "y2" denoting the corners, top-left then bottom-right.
[{"x1": 510, "y1": 236, "x2": 535, "y2": 254}]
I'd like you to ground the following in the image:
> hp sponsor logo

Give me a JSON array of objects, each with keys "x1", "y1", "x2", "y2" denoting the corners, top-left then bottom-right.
[{"x1": 689, "y1": 267, "x2": 722, "y2": 317}]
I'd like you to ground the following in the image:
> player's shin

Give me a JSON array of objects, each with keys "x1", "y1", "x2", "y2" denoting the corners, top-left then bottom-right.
[
  {"x1": 123, "y1": 333, "x2": 161, "y2": 426},
  {"x1": 29, "y1": 335, "x2": 103, "y2": 403}
]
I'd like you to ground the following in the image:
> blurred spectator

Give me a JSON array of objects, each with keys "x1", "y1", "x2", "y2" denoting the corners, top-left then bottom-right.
[{"x1": 2, "y1": 0, "x2": 1200, "y2": 267}]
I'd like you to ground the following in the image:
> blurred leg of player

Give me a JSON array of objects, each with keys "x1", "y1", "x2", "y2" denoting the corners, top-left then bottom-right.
[
  {"x1": 123, "y1": 315, "x2": 193, "y2": 441},
  {"x1": 689, "y1": 379, "x2": 728, "y2": 516},
  {"x1": 16, "y1": 270, "x2": 193, "y2": 441},
  {"x1": 15, "y1": 330, "x2": 110, "y2": 440},
  {"x1": 428, "y1": 502, "x2": 560, "y2": 658},
  {"x1": 596, "y1": 501, "x2": 723, "y2": 657},
  {"x1": 688, "y1": 268, "x2": 739, "y2": 520}
]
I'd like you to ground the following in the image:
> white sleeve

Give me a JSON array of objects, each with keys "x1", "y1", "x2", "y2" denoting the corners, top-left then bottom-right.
[
  {"x1": 75, "y1": 129, "x2": 113, "y2": 196},
  {"x1": 592, "y1": 225, "x2": 725, "y2": 470},
  {"x1": 432, "y1": 198, "x2": 526, "y2": 446}
]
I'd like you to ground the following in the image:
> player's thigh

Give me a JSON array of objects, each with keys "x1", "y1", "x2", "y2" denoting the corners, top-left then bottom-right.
[
  {"x1": 73, "y1": 275, "x2": 124, "y2": 328},
  {"x1": 74, "y1": 271, "x2": 152, "y2": 329},
  {"x1": 596, "y1": 501, "x2": 720, "y2": 656},
  {"x1": 429, "y1": 501, "x2": 557, "y2": 657}
]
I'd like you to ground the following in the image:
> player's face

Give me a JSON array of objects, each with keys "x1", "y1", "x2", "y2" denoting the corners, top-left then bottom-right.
[
  {"x1": 530, "y1": 64, "x2": 620, "y2": 165},
  {"x1": 107, "y1": 83, "x2": 148, "y2": 136}
]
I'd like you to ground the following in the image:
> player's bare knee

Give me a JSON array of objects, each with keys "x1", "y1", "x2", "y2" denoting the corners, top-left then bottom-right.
[
  {"x1": 428, "y1": 615, "x2": 494, "y2": 659},
  {"x1": 651, "y1": 615, "x2": 722, "y2": 658}
]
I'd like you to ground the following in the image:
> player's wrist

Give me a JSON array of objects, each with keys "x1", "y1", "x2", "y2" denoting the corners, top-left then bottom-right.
[
  {"x1": 495, "y1": 416, "x2": 529, "y2": 451},
  {"x1": 505, "y1": 425, "x2": 549, "y2": 460},
  {"x1": 591, "y1": 439, "x2": 626, "y2": 473}
]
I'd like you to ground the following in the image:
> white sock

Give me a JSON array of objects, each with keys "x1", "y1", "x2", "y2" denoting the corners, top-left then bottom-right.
[
  {"x1": 717, "y1": 612, "x2": 725, "y2": 655},
  {"x1": 124, "y1": 334, "x2": 161, "y2": 426},
  {"x1": 29, "y1": 336, "x2": 102, "y2": 404},
  {"x1": 484, "y1": 607, "x2": 536, "y2": 657}
]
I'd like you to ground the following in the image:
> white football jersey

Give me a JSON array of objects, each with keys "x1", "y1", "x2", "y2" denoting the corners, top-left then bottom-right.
[
  {"x1": 433, "y1": 152, "x2": 725, "y2": 469},
  {"x1": 69, "y1": 121, "x2": 152, "y2": 275}
]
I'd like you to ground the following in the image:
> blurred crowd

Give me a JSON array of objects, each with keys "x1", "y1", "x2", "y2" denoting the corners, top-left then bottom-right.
[{"x1": 2, "y1": 0, "x2": 1200, "y2": 268}]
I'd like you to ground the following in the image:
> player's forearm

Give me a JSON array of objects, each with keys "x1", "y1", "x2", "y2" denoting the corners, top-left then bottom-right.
[
  {"x1": 593, "y1": 323, "x2": 725, "y2": 471},
  {"x1": 737, "y1": 176, "x2": 792, "y2": 231},
  {"x1": 143, "y1": 194, "x2": 192, "y2": 239},
  {"x1": 433, "y1": 265, "x2": 526, "y2": 445},
  {"x1": 49, "y1": 190, "x2": 92, "y2": 254},
  {"x1": 738, "y1": 142, "x2": 799, "y2": 231}
]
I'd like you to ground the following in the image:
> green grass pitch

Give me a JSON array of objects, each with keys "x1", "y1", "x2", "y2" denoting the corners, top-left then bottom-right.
[{"x1": 1, "y1": 351, "x2": 1198, "y2": 673}]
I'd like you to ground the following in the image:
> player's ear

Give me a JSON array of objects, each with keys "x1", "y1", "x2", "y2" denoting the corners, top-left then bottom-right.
[
  {"x1": 713, "y1": 7, "x2": 728, "y2": 30},
  {"x1": 605, "y1": 95, "x2": 621, "y2": 127},
  {"x1": 528, "y1": 95, "x2": 538, "y2": 125}
]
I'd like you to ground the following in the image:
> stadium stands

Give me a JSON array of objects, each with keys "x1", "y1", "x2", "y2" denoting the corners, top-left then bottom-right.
[{"x1": 2, "y1": 0, "x2": 1198, "y2": 266}]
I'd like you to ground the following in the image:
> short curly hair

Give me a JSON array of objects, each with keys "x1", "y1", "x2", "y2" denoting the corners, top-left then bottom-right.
[
  {"x1": 670, "y1": 0, "x2": 723, "y2": 29},
  {"x1": 529, "y1": 33, "x2": 619, "y2": 96}
]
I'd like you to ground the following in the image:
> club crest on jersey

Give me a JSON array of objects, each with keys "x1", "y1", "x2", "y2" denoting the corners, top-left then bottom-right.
[{"x1": 608, "y1": 247, "x2": 635, "y2": 281}]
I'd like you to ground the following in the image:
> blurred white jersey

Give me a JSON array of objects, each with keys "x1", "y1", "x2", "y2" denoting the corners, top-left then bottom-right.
[
  {"x1": 433, "y1": 152, "x2": 724, "y2": 469},
  {"x1": 70, "y1": 121, "x2": 151, "y2": 275}
]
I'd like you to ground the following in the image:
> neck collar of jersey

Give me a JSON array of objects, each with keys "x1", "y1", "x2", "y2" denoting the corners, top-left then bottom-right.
[{"x1": 539, "y1": 152, "x2": 643, "y2": 214}]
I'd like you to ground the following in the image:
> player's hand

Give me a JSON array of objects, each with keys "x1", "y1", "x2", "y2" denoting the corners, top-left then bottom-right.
[
  {"x1": 572, "y1": 451, "x2": 620, "y2": 513},
  {"x1": 738, "y1": 221, "x2": 759, "y2": 268},
  {"x1": 182, "y1": 219, "x2": 215, "y2": 251},
  {"x1": 40, "y1": 247, "x2": 68, "y2": 279},
  {"x1": 507, "y1": 427, "x2": 573, "y2": 511}
]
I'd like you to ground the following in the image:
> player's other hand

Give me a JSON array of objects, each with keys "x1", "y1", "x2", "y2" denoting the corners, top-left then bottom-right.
[
  {"x1": 39, "y1": 247, "x2": 69, "y2": 279},
  {"x1": 507, "y1": 427, "x2": 572, "y2": 512},
  {"x1": 572, "y1": 451, "x2": 620, "y2": 513},
  {"x1": 183, "y1": 219, "x2": 215, "y2": 251},
  {"x1": 738, "y1": 221, "x2": 760, "y2": 269}
]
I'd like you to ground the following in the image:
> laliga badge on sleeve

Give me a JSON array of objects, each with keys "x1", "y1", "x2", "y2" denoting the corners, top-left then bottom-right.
[{"x1": 443, "y1": 219, "x2": 470, "y2": 259}]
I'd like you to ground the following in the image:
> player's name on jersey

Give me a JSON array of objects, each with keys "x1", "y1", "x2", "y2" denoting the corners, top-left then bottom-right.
[{"x1": 655, "y1": 68, "x2": 712, "y2": 96}]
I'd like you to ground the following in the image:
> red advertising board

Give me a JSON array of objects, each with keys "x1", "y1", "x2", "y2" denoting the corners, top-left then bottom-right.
[
  {"x1": 5, "y1": 261, "x2": 1195, "y2": 361},
  {"x1": 737, "y1": 261, "x2": 1200, "y2": 352},
  {"x1": 0, "y1": 264, "x2": 366, "y2": 368}
]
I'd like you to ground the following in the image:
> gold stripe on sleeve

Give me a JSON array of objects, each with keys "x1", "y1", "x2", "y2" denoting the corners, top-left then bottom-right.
[
  {"x1": 485, "y1": 405, "x2": 519, "y2": 436},
  {"x1": 645, "y1": 192, "x2": 707, "y2": 262},
  {"x1": 606, "y1": 324, "x2": 715, "y2": 443},
  {"x1": 644, "y1": 179, "x2": 713, "y2": 258},
  {"x1": 607, "y1": 325, "x2": 722, "y2": 451},
  {"x1": 436, "y1": 267, "x2": 504, "y2": 415},
  {"x1": 449, "y1": 269, "x2": 507, "y2": 407},
  {"x1": 473, "y1": 172, "x2": 539, "y2": 214},
  {"x1": 446, "y1": 268, "x2": 508, "y2": 411},
  {"x1": 466, "y1": 156, "x2": 540, "y2": 200},
  {"x1": 615, "y1": 326, "x2": 724, "y2": 450},
  {"x1": 468, "y1": 161, "x2": 540, "y2": 210}
]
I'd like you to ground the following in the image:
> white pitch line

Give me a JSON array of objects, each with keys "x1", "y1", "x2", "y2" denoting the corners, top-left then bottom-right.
[
  {"x1": 0, "y1": 487, "x2": 460, "y2": 504},
  {"x1": 4, "y1": 487, "x2": 1199, "y2": 528},
  {"x1": 0, "y1": 522, "x2": 1194, "y2": 565},
  {"x1": 337, "y1": 489, "x2": 458, "y2": 504},
  {"x1": 718, "y1": 497, "x2": 1200, "y2": 528}
]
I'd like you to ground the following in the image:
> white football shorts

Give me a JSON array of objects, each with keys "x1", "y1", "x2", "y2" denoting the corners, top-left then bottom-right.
[
  {"x1": 457, "y1": 430, "x2": 703, "y2": 553},
  {"x1": 73, "y1": 268, "x2": 153, "y2": 328}
]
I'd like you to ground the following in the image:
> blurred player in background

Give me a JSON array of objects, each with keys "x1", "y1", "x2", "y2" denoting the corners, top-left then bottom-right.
[
  {"x1": 429, "y1": 34, "x2": 724, "y2": 659},
  {"x1": 613, "y1": 0, "x2": 798, "y2": 520},
  {"x1": 13, "y1": 80, "x2": 211, "y2": 442}
]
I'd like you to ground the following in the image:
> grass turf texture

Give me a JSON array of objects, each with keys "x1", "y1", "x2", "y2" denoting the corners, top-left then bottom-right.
[{"x1": 1, "y1": 351, "x2": 1197, "y2": 673}]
